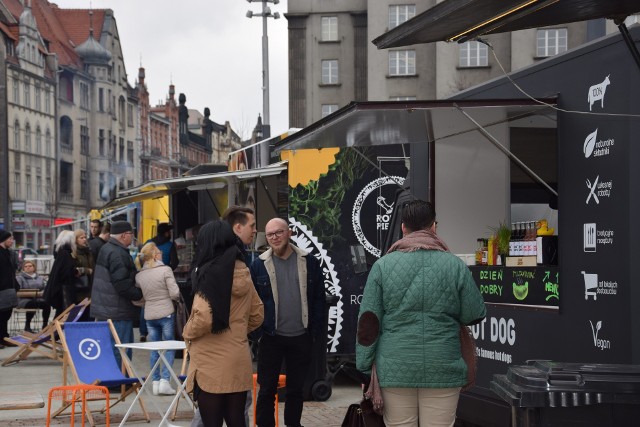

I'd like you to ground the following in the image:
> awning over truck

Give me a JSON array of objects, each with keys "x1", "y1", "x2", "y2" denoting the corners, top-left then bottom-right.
[
  {"x1": 274, "y1": 99, "x2": 557, "y2": 152},
  {"x1": 101, "y1": 162, "x2": 288, "y2": 210},
  {"x1": 372, "y1": 0, "x2": 640, "y2": 47}
]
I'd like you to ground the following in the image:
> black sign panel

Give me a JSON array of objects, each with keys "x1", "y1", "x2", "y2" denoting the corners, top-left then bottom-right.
[{"x1": 470, "y1": 266, "x2": 559, "y2": 307}]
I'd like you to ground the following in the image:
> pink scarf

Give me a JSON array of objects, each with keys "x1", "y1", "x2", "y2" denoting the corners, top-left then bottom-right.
[{"x1": 386, "y1": 229, "x2": 449, "y2": 254}]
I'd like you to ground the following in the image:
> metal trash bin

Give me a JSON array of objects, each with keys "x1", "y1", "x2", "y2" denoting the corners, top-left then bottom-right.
[{"x1": 491, "y1": 360, "x2": 640, "y2": 427}]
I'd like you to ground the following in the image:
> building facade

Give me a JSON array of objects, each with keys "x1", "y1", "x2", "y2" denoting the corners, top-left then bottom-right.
[
  {"x1": 0, "y1": 2, "x2": 57, "y2": 249},
  {"x1": 0, "y1": 0, "x2": 139, "y2": 249},
  {"x1": 286, "y1": 0, "x2": 624, "y2": 128}
]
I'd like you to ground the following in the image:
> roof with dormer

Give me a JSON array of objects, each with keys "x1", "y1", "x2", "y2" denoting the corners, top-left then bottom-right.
[{"x1": 1, "y1": 0, "x2": 110, "y2": 70}]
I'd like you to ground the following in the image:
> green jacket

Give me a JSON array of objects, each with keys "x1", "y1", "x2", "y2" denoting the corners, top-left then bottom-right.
[{"x1": 356, "y1": 250, "x2": 486, "y2": 388}]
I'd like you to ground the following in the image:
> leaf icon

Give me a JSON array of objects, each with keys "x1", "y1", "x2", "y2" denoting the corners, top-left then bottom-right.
[
  {"x1": 584, "y1": 129, "x2": 598, "y2": 158},
  {"x1": 596, "y1": 320, "x2": 602, "y2": 331}
]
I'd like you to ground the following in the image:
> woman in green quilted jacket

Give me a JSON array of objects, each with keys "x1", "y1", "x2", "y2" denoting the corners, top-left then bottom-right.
[{"x1": 356, "y1": 200, "x2": 486, "y2": 427}]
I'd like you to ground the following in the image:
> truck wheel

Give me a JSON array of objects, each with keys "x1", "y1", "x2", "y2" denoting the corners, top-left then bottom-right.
[{"x1": 311, "y1": 380, "x2": 332, "y2": 401}]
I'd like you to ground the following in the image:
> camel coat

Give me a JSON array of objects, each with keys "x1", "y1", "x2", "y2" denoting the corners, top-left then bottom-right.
[{"x1": 184, "y1": 260, "x2": 264, "y2": 394}]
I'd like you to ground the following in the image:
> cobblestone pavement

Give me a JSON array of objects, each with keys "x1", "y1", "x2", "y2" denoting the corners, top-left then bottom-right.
[{"x1": 0, "y1": 338, "x2": 360, "y2": 426}]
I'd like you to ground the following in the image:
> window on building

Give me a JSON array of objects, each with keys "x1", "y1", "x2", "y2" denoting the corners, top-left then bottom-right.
[
  {"x1": 389, "y1": 5, "x2": 416, "y2": 29},
  {"x1": 321, "y1": 60, "x2": 339, "y2": 84},
  {"x1": 13, "y1": 77, "x2": 19, "y2": 104},
  {"x1": 127, "y1": 103, "x2": 134, "y2": 127},
  {"x1": 35, "y1": 83, "x2": 41, "y2": 111},
  {"x1": 321, "y1": 17, "x2": 338, "y2": 41},
  {"x1": 127, "y1": 141, "x2": 134, "y2": 166},
  {"x1": 46, "y1": 160, "x2": 51, "y2": 175},
  {"x1": 99, "y1": 88, "x2": 105, "y2": 112},
  {"x1": 46, "y1": 177, "x2": 51, "y2": 198},
  {"x1": 390, "y1": 96, "x2": 417, "y2": 101},
  {"x1": 99, "y1": 129, "x2": 105, "y2": 156},
  {"x1": 26, "y1": 174, "x2": 32, "y2": 199},
  {"x1": 80, "y1": 125, "x2": 89, "y2": 155},
  {"x1": 14, "y1": 173, "x2": 20, "y2": 199},
  {"x1": 537, "y1": 28, "x2": 568, "y2": 57},
  {"x1": 80, "y1": 170, "x2": 88, "y2": 200},
  {"x1": 99, "y1": 172, "x2": 106, "y2": 200},
  {"x1": 36, "y1": 176, "x2": 42, "y2": 200},
  {"x1": 14, "y1": 152, "x2": 20, "y2": 169},
  {"x1": 59, "y1": 161, "x2": 73, "y2": 195},
  {"x1": 45, "y1": 128, "x2": 51, "y2": 156},
  {"x1": 459, "y1": 41, "x2": 488, "y2": 67},
  {"x1": 24, "y1": 79, "x2": 30, "y2": 108},
  {"x1": 321, "y1": 104, "x2": 339, "y2": 117},
  {"x1": 25, "y1": 123, "x2": 31, "y2": 152},
  {"x1": 119, "y1": 138, "x2": 124, "y2": 163},
  {"x1": 389, "y1": 50, "x2": 416, "y2": 76},
  {"x1": 13, "y1": 120, "x2": 20, "y2": 150},
  {"x1": 35, "y1": 127, "x2": 42, "y2": 154},
  {"x1": 45, "y1": 86, "x2": 51, "y2": 114},
  {"x1": 118, "y1": 96, "x2": 126, "y2": 128},
  {"x1": 80, "y1": 82, "x2": 89, "y2": 109},
  {"x1": 60, "y1": 116, "x2": 73, "y2": 148},
  {"x1": 59, "y1": 75, "x2": 73, "y2": 102},
  {"x1": 127, "y1": 180, "x2": 134, "y2": 189}
]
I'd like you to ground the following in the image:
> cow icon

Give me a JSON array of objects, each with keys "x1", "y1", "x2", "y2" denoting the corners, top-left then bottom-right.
[{"x1": 588, "y1": 75, "x2": 610, "y2": 111}]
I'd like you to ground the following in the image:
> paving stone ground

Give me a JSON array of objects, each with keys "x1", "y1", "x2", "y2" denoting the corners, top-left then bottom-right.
[{"x1": 0, "y1": 335, "x2": 360, "y2": 427}]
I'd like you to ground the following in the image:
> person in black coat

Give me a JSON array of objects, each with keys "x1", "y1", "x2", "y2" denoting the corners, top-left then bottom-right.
[
  {"x1": 43, "y1": 230, "x2": 79, "y2": 315},
  {"x1": 0, "y1": 229, "x2": 19, "y2": 346}
]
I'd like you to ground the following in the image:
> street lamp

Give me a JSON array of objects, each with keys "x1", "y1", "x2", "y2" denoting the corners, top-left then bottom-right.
[{"x1": 246, "y1": 0, "x2": 280, "y2": 168}]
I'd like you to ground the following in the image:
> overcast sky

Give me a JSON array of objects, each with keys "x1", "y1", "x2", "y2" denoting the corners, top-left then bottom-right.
[{"x1": 54, "y1": 0, "x2": 289, "y2": 139}]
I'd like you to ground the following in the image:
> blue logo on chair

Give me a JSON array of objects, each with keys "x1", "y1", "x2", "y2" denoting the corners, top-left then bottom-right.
[{"x1": 78, "y1": 338, "x2": 101, "y2": 360}]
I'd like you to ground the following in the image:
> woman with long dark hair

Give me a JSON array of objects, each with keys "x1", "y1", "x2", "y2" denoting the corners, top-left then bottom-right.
[{"x1": 183, "y1": 220, "x2": 263, "y2": 427}]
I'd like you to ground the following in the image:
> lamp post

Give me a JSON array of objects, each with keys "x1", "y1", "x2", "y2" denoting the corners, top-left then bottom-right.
[{"x1": 246, "y1": 0, "x2": 280, "y2": 168}]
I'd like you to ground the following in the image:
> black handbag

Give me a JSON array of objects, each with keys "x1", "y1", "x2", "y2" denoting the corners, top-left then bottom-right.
[
  {"x1": 341, "y1": 399, "x2": 385, "y2": 427},
  {"x1": 173, "y1": 293, "x2": 189, "y2": 341},
  {"x1": 342, "y1": 364, "x2": 385, "y2": 427},
  {"x1": 342, "y1": 403, "x2": 365, "y2": 427}
]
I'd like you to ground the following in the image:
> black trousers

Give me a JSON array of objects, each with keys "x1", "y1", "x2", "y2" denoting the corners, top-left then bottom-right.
[
  {"x1": 256, "y1": 333, "x2": 312, "y2": 427},
  {"x1": 0, "y1": 308, "x2": 12, "y2": 340}
]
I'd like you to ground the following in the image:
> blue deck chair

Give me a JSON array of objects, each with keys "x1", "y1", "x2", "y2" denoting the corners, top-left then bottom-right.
[
  {"x1": 52, "y1": 319, "x2": 150, "y2": 426},
  {"x1": 2, "y1": 299, "x2": 90, "y2": 366}
]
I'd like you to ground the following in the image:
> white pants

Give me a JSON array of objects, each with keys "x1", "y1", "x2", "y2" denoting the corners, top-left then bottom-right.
[{"x1": 381, "y1": 387, "x2": 461, "y2": 427}]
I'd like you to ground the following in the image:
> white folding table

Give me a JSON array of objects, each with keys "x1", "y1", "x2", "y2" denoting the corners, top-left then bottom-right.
[{"x1": 115, "y1": 340, "x2": 193, "y2": 426}]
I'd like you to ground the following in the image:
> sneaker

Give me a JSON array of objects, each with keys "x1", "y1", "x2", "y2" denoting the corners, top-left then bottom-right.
[
  {"x1": 158, "y1": 379, "x2": 176, "y2": 395},
  {"x1": 24, "y1": 326, "x2": 33, "y2": 333},
  {"x1": 140, "y1": 335, "x2": 147, "y2": 342},
  {"x1": 152, "y1": 381, "x2": 160, "y2": 396}
]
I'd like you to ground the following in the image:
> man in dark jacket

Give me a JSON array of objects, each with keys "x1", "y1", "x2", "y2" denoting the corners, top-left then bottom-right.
[
  {"x1": 146, "y1": 223, "x2": 179, "y2": 270},
  {"x1": 250, "y1": 218, "x2": 325, "y2": 427},
  {"x1": 89, "y1": 219, "x2": 102, "y2": 241},
  {"x1": 91, "y1": 221, "x2": 142, "y2": 366},
  {"x1": 0, "y1": 230, "x2": 19, "y2": 347},
  {"x1": 89, "y1": 222, "x2": 110, "y2": 260}
]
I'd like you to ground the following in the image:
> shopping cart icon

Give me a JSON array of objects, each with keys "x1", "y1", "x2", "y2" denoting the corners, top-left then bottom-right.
[{"x1": 582, "y1": 271, "x2": 598, "y2": 300}]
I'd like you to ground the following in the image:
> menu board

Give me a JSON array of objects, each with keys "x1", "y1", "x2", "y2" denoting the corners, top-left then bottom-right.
[{"x1": 469, "y1": 266, "x2": 559, "y2": 308}]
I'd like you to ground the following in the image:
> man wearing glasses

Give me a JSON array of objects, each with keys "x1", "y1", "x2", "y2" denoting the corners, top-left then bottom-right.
[
  {"x1": 250, "y1": 218, "x2": 325, "y2": 427},
  {"x1": 92, "y1": 220, "x2": 143, "y2": 366}
]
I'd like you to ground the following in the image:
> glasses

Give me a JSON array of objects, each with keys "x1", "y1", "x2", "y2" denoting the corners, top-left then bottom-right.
[{"x1": 265, "y1": 229, "x2": 287, "y2": 240}]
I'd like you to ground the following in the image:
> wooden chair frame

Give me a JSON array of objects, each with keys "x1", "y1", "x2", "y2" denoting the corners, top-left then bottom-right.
[
  {"x1": 51, "y1": 319, "x2": 150, "y2": 426},
  {"x1": 2, "y1": 299, "x2": 90, "y2": 366}
]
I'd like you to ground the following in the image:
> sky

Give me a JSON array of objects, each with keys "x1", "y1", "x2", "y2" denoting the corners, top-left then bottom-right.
[{"x1": 54, "y1": 0, "x2": 289, "y2": 139}]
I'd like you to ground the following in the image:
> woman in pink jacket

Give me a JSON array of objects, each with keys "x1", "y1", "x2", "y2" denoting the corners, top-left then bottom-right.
[{"x1": 135, "y1": 242, "x2": 181, "y2": 396}]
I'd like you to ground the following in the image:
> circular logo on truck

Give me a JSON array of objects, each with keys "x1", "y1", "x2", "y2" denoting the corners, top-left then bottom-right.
[
  {"x1": 352, "y1": 176, "x2": 405, "y2": 258},
  {"x1": 289, "y1": 217, "x2": 343, "y2": 353}
]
